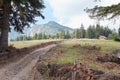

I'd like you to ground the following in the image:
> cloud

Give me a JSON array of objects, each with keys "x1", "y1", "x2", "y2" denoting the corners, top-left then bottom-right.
[
  {"x1": 49, "y1": 0, "x2": 84, "y2": 17},
  {"x1": 48, "y1": 0, "x2": 120, "y2": 29},
  {"x1": 101, "y1": 0, "x2": 120, "y2": 6},
  {"x1": 66, "y1": 15, "x2": 96, "y2": 29}
]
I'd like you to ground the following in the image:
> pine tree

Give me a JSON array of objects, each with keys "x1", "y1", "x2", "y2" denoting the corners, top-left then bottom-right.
[
  {"x1": 56, "y1": 33, "x2": 59, "y2": 39},
  {"x1": 65, "y1": 30, "x2": 71, "y2": 39},
  {"x1": 75, "y1": 29, "x2": 80, "y2": 38},
  {"x1": 86, "y1": 2, "x2": 120, "y2": 20},
  {"x1": 108, "y1": 29, "x2": 118, "y2": 39},
  {"x1": 37, "y1": 33, "x2": 42, "y2": 39},
  {"x1": 86, "y1": 25, "x2": 96, "y2": 39},
  {"x1": 95, "y1": 24, "x2": 102, "y2": 38},
  {"x1": 60, "y1": 30, "x2": 65, "y2": 39},
  {"x1": 80, "y1": 24, "x2": 86, "y2": 38},
  {"x1": 118, "y1": 27, "x2": 120, "y2": 37},
  {"x1": 0, "y1": 0, "x2": 45, "y2": 50},
  {"x1": 103, "y1": 26, "x2": 112, "y2": 37},
  {"x1": 33, "y1": 33, "x2": 38, "y2": 40}
]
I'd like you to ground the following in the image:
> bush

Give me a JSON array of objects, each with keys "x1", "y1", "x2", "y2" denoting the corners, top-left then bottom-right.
[{"x1": 114, "y1": 37, "x2": 120, "y2": 42}]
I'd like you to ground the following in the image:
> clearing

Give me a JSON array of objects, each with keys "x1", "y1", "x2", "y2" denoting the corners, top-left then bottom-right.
[
  {"x1": 36, "y1": 39, "x2": 120, "y2": 80},
  {"x1": 0, "y1": 39, "x2": 120, "y2": 80}
]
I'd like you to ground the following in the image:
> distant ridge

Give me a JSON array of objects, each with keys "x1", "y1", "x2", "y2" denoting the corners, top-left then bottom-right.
[
  {"x1": 28, "y1": 21, "x2": 74, "y2": 36},
  {"x1": 9, "y1": 21, "x2": 74, "y2": 39}
]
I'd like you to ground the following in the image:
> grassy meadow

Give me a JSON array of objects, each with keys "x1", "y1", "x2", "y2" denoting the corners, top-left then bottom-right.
[
  {"x1": 9, "y1": 39, "x2": 120, "y2": 72},
  {"x1": 48, "y1": 39, "x2": 120, "y2": 73},
  {"x1": 9, "y1": 39, "x2": 60, "y2": 49}
]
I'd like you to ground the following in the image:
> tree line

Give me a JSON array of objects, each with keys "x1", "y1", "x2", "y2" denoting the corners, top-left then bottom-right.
[
  {"x1": 11, "y1": 29, "x2": 71, "y2": 41},
  {"x1": 11, "y1": 24, "x2": 120, "y2": 41},
  {"x1": 73, "y1": 24, "x2": 119, "y2": 39}
]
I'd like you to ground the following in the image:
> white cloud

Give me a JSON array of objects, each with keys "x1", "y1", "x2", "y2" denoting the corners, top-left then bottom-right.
[
  {"x1": 101, "y1": 0, "x2": 120, "y2": 6},
  {"x1": 48, "y1": 0, "x2": 120, "y2": 29},
  {"x1": 49, "y1": 0, "x2": 86, "y2": 18},
  {"x1": 66, "y1": 15, "x2": 96, "y2": 29}
]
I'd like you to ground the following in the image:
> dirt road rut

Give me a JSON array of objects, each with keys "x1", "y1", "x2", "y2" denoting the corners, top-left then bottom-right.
[{"x1": 0, "y1": 44, "x2": 56, "y2": 80}]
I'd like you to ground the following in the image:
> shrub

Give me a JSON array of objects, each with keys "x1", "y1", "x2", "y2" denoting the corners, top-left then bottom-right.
[{"x1": 114, "y1": 37, "x2": 120, "y2": 42}]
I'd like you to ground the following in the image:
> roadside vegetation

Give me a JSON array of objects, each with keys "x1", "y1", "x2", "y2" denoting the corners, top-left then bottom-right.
[
  {"x1": 48, "y1": 39, "x2": 120, "y2": 70},
  {"x1": 36, "y1": 39, "x2": 120, "y2": 80}
]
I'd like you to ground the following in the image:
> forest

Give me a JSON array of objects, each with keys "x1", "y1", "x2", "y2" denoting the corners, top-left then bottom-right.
[{"x1": 12, "y1": 24, "x2": 120, "y2": 41}]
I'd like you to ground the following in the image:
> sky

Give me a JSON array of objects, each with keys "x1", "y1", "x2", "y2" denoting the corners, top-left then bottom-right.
[
  {"x1": 36, "y1": 0, "x2": 120, "y2": 30},
  {"x1": 9, "y1": 0, "x2": 120, "y2": 39}
]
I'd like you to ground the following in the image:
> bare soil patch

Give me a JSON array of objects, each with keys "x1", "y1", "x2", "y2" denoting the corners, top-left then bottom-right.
[
  {"x1": 72, "y1": 44, "x2": 101, "y2": 51},
  {"x1": 96, "y1": 50, "x2": 120, "y2": 64},
  {"x1": 0, "y1": 41, "x2": 58, "y2": 80},
  {"x1": 36, "y1": 61, "x2": 120, "y2": 80},
  {"x1": 35, "y1": 45, "x2": 120, "y2": 80}
]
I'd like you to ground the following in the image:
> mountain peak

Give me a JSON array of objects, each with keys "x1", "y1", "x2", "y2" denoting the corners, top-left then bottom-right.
[
  {"x1": 47, "y1": 21, "x2": 58, "y2": 25},
  {"x1": 28, "y1": 21, "x2": 74, "y2": 36}
]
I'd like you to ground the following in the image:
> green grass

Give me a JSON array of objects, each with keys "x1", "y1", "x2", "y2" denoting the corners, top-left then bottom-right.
[
  {"x1": 9, "y1": 39, "x2": 60, "y2": 49},
  {"x1": 44, "y1": 70, "x2": 50, "y2": 78},
  {"x1": 48, "y1": 39, "x2": 120, "y2": 72},
  {"x1": 61, "y1": 39, "x2": 120, "y2": 54}
]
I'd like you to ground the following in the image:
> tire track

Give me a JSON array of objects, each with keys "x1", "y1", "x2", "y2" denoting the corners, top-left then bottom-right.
[{"x1": 0, "y1": 44, "x2": 56, "y2": 80}]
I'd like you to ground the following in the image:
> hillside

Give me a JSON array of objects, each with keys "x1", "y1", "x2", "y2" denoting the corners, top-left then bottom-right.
[
  {"x1": 9, "y1": 21, "x2": 74, "y2": 39},
  {"x1": 28, "y1": 21, "x2": 74, "y2": 36}
]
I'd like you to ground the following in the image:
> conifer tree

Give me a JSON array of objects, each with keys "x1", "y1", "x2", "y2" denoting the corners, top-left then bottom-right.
[
  {"x1": 0, "y1": 0, "x2": 45, "y2": 50},
  {"x1": 118, "y1": 27, "x2": 120, "y2": 37},
  {"x1": 86, "y1": 2, "x2": 120, "y2": 20}
]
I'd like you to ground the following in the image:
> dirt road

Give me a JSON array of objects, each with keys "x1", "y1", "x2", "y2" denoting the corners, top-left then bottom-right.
[{"x1": 0, "y1": 44, "x2": 56, "y2": 80}]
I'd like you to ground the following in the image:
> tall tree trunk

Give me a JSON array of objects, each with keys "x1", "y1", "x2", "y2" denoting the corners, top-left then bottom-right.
[{"x1": 0, "y1": 3, "x2": 10, "y2": 51}]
